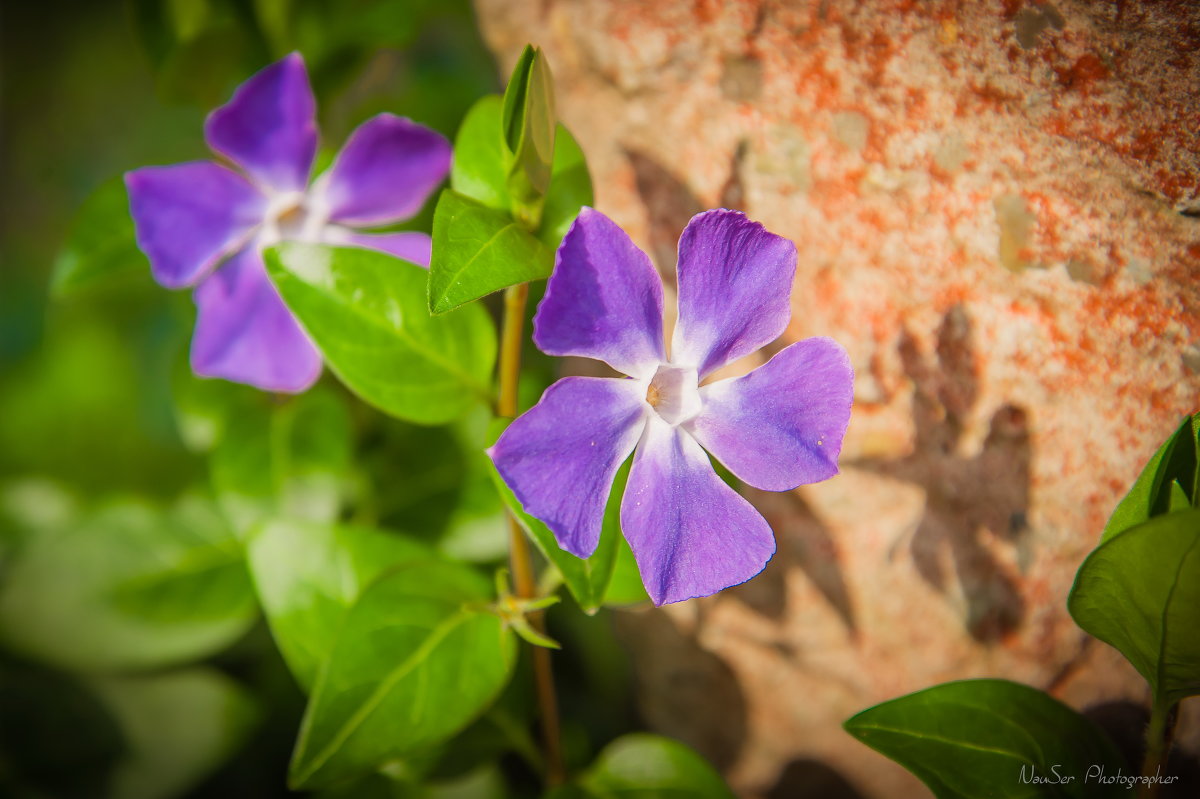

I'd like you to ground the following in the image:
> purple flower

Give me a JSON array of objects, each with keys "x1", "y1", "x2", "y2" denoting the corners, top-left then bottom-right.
[
  {"x1": 489, "y1": 208, "x2": 854, "y2": 605},
  {"x1": 125, "y1": 53, "x2": 451, "y2": 393}
]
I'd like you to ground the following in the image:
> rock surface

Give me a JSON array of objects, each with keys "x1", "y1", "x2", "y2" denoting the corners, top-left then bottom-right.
[{"x1": 474, "y1": 1, "x2": 1200, "y2": 796}]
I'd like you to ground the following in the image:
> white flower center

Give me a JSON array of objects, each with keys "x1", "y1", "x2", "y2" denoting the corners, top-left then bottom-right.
[
  {"x1": 260, "y1": 189, "x2": 330, "y2": 246},
  {"x1": 644, "y1": 364, "x2": 701, "y2": 426}
]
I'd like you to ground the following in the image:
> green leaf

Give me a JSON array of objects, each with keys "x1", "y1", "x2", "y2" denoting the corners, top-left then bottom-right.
[
  {"x1": 0, "y1": 495, "x2": 257, "y2": 672},
  {"x1": 111, "y1": 547, "x2": 252, "y2": 627},
  {"x1": 843, "y1": 679, "x2": 1129, "y2": 799},
  {"x1": 437, "y1": 409, "x2": 511, "y2": 563},
  {"x1": 501, "y1": 46, "x2": 537, "y2": 156},
  {"x1": 289, "y1": 560, "x2": 517, "y2": 789},
  {"x1": 450, "y1": 95, "x2": 508, "y2": 211},
  {"x1": 537, "y1": 123, "x2": 593, "y2": 250},
  {"x1": 51, "y1": 177, "x2": 145, "y2": 296},
  {"x1": 265, "y1": 243, "x2": 495, "y2": 424},
  {"x1": 573, "y1": 733, "x2": 735, "y2": 798},
  {"x1": 1103, "y1": 414, "x2": 1198, "y2": 543},
  {"x1": 1069, "y1": 508, "x2": 1200, "y2": 707},
  {"x1": 604, "y1": 533, "x2": 651, "y2": 606},
  {"x1": 501, "y1": 45, "x2": 556, "y2": 219},
  {"x1": 486, "y1": 419, "x2": 633, "y2": 613},
  {"x1": 450, "y1": 95, "x2": 591, "y2": 250},
  {"x1": 428, "y1": 190, "x2": 552, "y2": 313},
  {"x1": 171, "y1": 365, "x2": 263, "y2": 453},
  {"x1": 210, "y1": 387, "x2": 352, "y2": 533},
  {"x1": 91, "y1": 668, "x2": 258, "y2": 799},
  {"x1": 246, "y1": 520, "x2": 432, "y2": 691}
]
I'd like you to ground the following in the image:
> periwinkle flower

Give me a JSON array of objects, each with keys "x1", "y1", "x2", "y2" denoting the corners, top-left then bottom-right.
[
  {"x1": 125, "y1": 53, "x2": 450, "y2": 392},
  {"x1": 489, "y1": 208, "x2": 854, "y2": 605}
]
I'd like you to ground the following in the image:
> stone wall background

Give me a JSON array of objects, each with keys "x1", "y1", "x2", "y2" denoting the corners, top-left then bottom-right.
[{"x1": 473, "y1": 1, "x2": 1200, "y2": 796}]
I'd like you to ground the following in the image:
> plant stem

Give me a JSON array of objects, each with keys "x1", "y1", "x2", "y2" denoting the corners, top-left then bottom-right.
[
  {"x1": 497, "y1": 282, "x2": 565, "y2": 786},
  {"x1": 1137, "y1": 698, "x2": 1172, "y2": 799}
]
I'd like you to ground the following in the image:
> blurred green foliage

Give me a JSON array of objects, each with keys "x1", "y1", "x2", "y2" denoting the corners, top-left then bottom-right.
[{"x1": 0, "y1": 1, "x2": 502, "y2": 796}]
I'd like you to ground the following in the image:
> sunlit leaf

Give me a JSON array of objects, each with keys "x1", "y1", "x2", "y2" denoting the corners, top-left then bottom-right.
[
  {"x1": 289, "y1": 559, "x2": 516, "y2": 788},
  {"x1": 428, "y1": 189, "x2": 552, "y2": 313},
  {"x1": 603, "y1": 533, "x2": 650, "y2": 607},
  {"x1": 450, "y1": 95, "x2": 508, "y2": 211},
  {"x1": 246, "y1": 519, "x2": 432, "y2": 690},
  {"x1": 1103, "y1": 414, "x2": 1198, "y2": 543},
  {"x1": 501, "y1": 44, "x2": 556, "y2": 215},
  {"x1": 571, "y1": 733, "x2": 735, "y2": 798},
  {"x1": 537, "y1": 123, "x2": 593, "y2": 249},
  {"x1": 1069, "y1": 508, "x2": 1200, "y2": 708},
  {"x1": 265, "y1": 243, "x2": 495, "y2": 424},
  {"x1": 844, "y1": 679, "x2": 1128, "y2": 799}
]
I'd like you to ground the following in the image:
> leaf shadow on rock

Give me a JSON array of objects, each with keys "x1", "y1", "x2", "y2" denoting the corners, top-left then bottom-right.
[
  {"x1": 729, "y1": 489, "x2": 858, "y2": 636},
  {"x1": 612, "y1": 607, "x2": 747, "y2": 772},
  {"x1": 625, "y1": 147, "x2": 704, "y2": 283},
  {"x1": 624, "y1": 142, "x2": 749, "y2": 281},
  {"x1": 849, "y1": 304, "x2": 1033, "y2": 642}
]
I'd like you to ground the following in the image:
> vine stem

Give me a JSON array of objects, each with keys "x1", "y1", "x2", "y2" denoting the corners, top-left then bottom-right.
[
  {"x1": 1137, "y1": 699, "x2": 1171, "y2": 799},
  {"x1": 497, "y1": 282, "x2": 565, "y2": 786}
]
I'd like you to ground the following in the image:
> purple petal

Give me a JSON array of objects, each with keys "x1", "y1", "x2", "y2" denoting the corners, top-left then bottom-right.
[
  {"x1": 191, "y1": 246, "x2": 322, "y2": 393},
  {"x1": 318, "y1": 114, "x2": 451, "y2": 227},
  {"x1": 533, "y1": 208, "x2": 666, "y2": 379},
  {"x1": 323, "y1": 228, "x2": 432, "y2": 267},
  {"x1": 489, "y1": 377, "x2": 647, "y2": 559},
  {"x1": 688, "y1": 338, "x2": 854, "y2": 491},
  {"x1": 204, "y1": 53, "x2": 317, "y2": 193},
  {"x1": 671, "y1": 210, "x2": 797, "y2": 377},
  {"x1": 621, "y1": 418, "x2": 775, "y2": 605},
  {"x1": 125, "y1": 162, "x2": 265, "y2": 289}
]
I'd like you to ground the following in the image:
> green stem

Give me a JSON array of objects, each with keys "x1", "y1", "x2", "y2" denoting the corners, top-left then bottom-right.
[
  {"x1": 1137, "y1": 699, "x2": 1172, "y2": 799},
  {"x1": 497, "y1": 283, "x2": 565, "y2": 787}
]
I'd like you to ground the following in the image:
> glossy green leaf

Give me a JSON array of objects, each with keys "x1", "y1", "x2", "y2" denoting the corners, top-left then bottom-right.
[
  {"x1": 91, "y1": 668, "x2": 258, "y2": 799},
  {"x1": 449, "y1": 94, "x2": 591, "y2": 251},
  {"x1": 573, "y1": 733, "x2": 735, "y2": 799},
  {"x1": 0, "y1": 495, "x2": 257, "y2": 672},
  {"x1": 450, "y1": 95, "x2": 508, "y2": 211},
  {"x1": 1103, "y1": 414, "x2": 1198, "y2": 543},
  {"x1": 210, "y1": 387, "x2": 351, "y2": 533},
  {"x1": 1069, "y1": 508, "x2": 1200, "y2": 707},
  {"x1": 289, "y1": 560, "x2": 517, "y2": 789},
  {"x1": 265, "y1": 243, "x2": 495, "y2": 424},
  {"x1": 604, "y1": 533, "x2": 650, "y2": 606},
  {"x1": 428, "y1": 190, "x2": 552, "y2": 313},
  {"x1": 51, "y1": 177, "x2": 145, "y2": 296},
  {"x1": 246, "y1": 520, "x2": 432, "y2": 691},
  {"x1": 486, "y1": 419, "x2": 632, "y2": 613},
  {"x1": 843, "y1": 679, "x2": 1129, "y2": 799},
  {"x1": 537, "y1": 123, "x2": 593, "y2": 249},
  {"x1": 501, "y1": 44, "x2": 556, "y2": 216}
]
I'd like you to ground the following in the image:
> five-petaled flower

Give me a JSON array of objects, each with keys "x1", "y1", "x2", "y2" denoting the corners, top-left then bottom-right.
[
  {"x1": 125, "y1": 53, "x2": 450, "y2": 393},
  {"x1": 489, "y1": 208, "x2": 854, "y2": 605}
]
